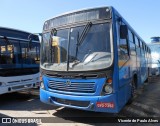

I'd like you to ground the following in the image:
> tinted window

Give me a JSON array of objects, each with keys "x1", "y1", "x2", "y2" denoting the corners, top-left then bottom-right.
[
  {"x1": 134, "y1": 36, "x2": 139, "y2": 47},
  {"x1": 128, "y1": 30, "x2": 134, "y2": 43},
  {"x1": 116, "y1": 21, "x2": 129, "y2": 68},
  {"x1": 128, "y1": 30, "x2": 136, "y2": 55}
]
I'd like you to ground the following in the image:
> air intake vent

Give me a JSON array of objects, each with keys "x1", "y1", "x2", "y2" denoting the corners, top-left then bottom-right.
[{"x1": 48, "y1": 80, "x2": 96, "y2": 93}]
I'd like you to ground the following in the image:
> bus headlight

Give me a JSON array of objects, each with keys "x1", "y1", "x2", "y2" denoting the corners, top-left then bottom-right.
[
  {"x1": 40, "y1": 80, "x2": 45, "y2": 90},
  {"x1": 101, "y1": 78, "x2": 113, "y2": 95},
  {"x1": 0, "y1": 82, "x2": 6, "y2": 86},
  {"x1": 104, "y1": 85, "x2": 113, "y2": 94}
]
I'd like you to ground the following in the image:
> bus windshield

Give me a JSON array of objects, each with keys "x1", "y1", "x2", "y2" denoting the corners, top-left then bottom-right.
[
  {"x1": 0, "y1": 38, "x2": 40, "y2": 69},
  {"x1": 41, "y1": 23, "x2": 112, "y2": 71}
]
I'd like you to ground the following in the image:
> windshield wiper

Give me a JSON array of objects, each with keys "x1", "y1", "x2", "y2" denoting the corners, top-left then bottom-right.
[
  {"x1": 50, "y1": 28, "x2": 57, "y2": 63},
  {"x1": 78, "y1": 22, "x2": 92, "y2": 46},
  {"x1": 69, "y1": 60, "x2": 80, "y2": 69},
  {"x1": 70, "y1": 22, "x2": 92, "y2": 69},
  {"x1": 75, "y1": 22, "x2": 92, "y2": 59},
  {"x1": 51, "y1": 28, "x2": 57, "y2": 36}
]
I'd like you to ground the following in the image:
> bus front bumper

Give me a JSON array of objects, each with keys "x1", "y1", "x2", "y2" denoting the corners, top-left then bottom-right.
[{"x1": 40, "y1": 88, "x2": 119, "y2": 113}]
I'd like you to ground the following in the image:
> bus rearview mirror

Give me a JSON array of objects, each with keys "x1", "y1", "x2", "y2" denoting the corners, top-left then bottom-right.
[
  {"x1": 28, "y1": 39, "x2": 32, "y2": 50},
  {"x1": 120, "y1": 25, "x2": 128, "y2": 39}
]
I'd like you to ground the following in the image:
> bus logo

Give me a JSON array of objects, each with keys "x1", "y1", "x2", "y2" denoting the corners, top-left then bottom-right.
[
  {"x1": 2, "y1": 118, "x2": 11, "y2": 123},
  {"x1": 66, "y1": 80, "x2": 71, "y2": 86}
]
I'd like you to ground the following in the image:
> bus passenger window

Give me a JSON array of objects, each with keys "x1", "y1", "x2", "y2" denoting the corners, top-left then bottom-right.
[
  {"x1": 128, "y1": 30, "x2": 136, "y2": 55},
  {"x1": 116, "y1": 21, "x2": 129, "y2": 68},
  {"x1": 118, "y1": 39, "x2": 129, "y2": 60}
]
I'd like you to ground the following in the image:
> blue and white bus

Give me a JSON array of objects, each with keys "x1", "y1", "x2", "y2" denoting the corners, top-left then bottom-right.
[
  {"x1": 40, "y1": 7, "x2": 151, "y2": 113},
  {"x1": 148, "y1": 37, "x2": 160, "y2": 76},
  {"x1": 0, "y1": 27, "x2": 40, "y2": 95}
]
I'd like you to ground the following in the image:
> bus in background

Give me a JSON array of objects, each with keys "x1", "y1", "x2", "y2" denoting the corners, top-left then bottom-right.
[
  {"x1": 0, "y1": 27, "x2": 40, "y2": 95},
  {"x1": 148, "y1": 37, "x2": 160, "y2": 76},
  {"x1": 40, "y1": 7, "x2": 151, "y2": 113}
]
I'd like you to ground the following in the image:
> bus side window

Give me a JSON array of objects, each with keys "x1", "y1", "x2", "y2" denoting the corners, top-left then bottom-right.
[
  {"x1": 117, "y1": 21, "x2": 129, "y2": 68},
  {"x1": 128, "y1": 30, "x2": 136, "y2": 55},
  {"x1": 119, "y1": 39, "x2": 129, "y2": 59}
]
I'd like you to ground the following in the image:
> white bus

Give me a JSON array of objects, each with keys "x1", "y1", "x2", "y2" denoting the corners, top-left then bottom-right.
[
  {"x1": 0, "y1": 27, "x2": 40, "y2": 94},
  {"x1": 148, "y1": 37, "x2": 160, "y2": 76}
]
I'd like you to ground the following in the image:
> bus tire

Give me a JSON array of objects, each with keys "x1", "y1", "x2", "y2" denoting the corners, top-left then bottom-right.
[
  {"x1": 145, "y1": 68, "x2": 150, "y2": 83},
  {"x1": 145, "y1": 78, "x2": 148, "y2": 83},
  {"x1": 127, "y1": 77, "x2": 136, "y2": 104}
]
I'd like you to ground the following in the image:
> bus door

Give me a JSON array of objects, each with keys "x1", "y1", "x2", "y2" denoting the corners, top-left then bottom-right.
[
  {"x1": 135, "y1": 37, "x2": 142, "y2": 85},
  {"x1": 116, "y1": 20, "x2": 130, "y2": 107},
  {"x1": 139, "y1": 41, "x2": 146, "y2": 83},
  {"x1": 128, "y1": 30, "x2": 137, "y2": 76}
]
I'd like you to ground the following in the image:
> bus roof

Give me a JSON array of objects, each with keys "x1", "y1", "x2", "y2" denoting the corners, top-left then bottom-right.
[
  {"x1": 43, "y1": 6, "x2": 150, "y2": 51},
  {"x1": 43, "y1": 6, "x2": 112, "y2": 31},
  {"x1": 45, "y1": 6, "x2": 113, "y2": 21},
  {"x1": 0, "y1": 26, "x2": 39, "y2": 41}
]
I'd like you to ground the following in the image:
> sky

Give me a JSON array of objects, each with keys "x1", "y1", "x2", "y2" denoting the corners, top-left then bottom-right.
[{"x1": 0, "y1": 0, "x2": 160, "y2": 43}]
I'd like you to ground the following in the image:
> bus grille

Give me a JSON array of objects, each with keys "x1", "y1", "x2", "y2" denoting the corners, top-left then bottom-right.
[
  {"x1": 54, "y1": 97, "x2": 90, "y2": 107},
  {"x1": 48, "y1": 80, "x2": 96, "y2": 93}
]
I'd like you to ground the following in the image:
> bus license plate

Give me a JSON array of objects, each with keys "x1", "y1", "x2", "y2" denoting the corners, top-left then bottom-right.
[{"x1": 96, "y1": 102, "x2": 114, "y2": 108}]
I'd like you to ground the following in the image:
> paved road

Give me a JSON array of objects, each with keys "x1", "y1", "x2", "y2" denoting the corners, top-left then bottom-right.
[{"x1": 0, "y1": 76, "x2": 160, "y2": 126}]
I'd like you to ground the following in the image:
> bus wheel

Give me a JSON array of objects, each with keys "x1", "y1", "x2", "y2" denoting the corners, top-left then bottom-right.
[
  {"x1": 127, "y1": 78, "x2": 136, "y2": 104},
  {"x1": 145, "y1": 78, "x2": 148, "y2": 83}
]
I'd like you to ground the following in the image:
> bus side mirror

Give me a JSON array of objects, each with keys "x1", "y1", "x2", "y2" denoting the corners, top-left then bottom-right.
[
  {"x1": 120, "y1": 25, "x2": 128, "y2": 39},
  {"x1": 28, "y1": 39, "x2": 32, "y2": 50}
]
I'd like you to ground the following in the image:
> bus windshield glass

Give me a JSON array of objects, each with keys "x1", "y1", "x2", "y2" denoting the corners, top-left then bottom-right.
[
  {"x1": 0, "y1": 38, "x2": 40, "y2": 69},
  {"x1": 41, "y1": 23, "x2": 112, "y2": 71}
]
